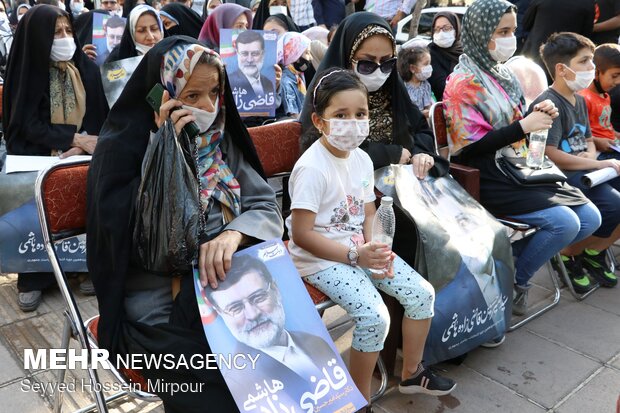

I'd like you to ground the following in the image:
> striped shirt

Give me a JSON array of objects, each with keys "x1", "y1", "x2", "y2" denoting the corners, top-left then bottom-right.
[{"x1": 290, "y1": 0, "x2": 316, "y2": 27}]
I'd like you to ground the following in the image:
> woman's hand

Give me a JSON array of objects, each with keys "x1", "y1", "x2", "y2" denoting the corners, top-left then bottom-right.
[
  {"x1": 275, "y1": 64, "x2": 282, "y2": 90},
  {"x1": 399, "y1": 147, "x2": 412, "y2": 164},
  {"x1": 82, "y1": 44, "x2": 97, "y2": 61},
  {"x1": 411, "y1": 153, "x2": 435, "y2": 179},
  {"x1": 519, "y1": 110, "x2": 553, "y2": 134},
  {"x1": 532, "y1": 99, "x2": 559, "y2": 119},
  {"x1": 153, "y1": 90, "x2": 196, "y2": 136},
  {"x1": 71, "y1": 133, "x2": 98, "y2": 154},
  {"x1": 59, "y1": 146, "x2": 87, "y2": 158},
  {"x1": 199, "y1": 230, "x2": 244, "y2": 289}
]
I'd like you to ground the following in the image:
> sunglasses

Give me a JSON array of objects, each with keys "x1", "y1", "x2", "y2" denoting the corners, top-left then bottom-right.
[{"x1": 352, "y1": 57, "x2": 397, "y2": 75}]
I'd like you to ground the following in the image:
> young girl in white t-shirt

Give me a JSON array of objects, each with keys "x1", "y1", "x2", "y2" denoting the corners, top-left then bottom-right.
[{"x1": 286, "y1": 69, "x2": 456, "y2": 406}]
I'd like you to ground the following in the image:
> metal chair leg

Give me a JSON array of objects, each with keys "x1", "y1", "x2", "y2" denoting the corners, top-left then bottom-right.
[
  {"x1": 606, "y1": 248, "x2": 616, "y2": 274},
  {"x1": 508, "y1": 256, "x2": 561, "y2": 331},
  {"x1": 370, "y1": 356, "x2": 389, "y2": 403},
  {"x1": 553, "y1": 253, "x2": 600, "y2": 301},
  {"x1": 54, "y1": 316, "x2": 73, "y2": 413}
]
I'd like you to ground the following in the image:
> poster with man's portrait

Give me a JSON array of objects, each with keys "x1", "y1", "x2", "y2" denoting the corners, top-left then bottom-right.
[
  {"x1": 220, "y1": 29, "x2": 278, "y2": 118},
  {"x1": 194, "y1": 239, "x2": 367, "y2": 413},
  {"x1": 92, "y1": 13, "x2": 126, "y2": 66}
]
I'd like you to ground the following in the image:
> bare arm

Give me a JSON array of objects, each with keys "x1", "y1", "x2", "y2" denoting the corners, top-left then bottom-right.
[
  {"x1": 545, "y1": 140, "x2": 620, "y2": 172},
  {"x1": 290, "y1": 207, "x2": 390, "y2": 270},
  {"x1": 593, "y1": 15, "x2": 620, "y2": 32}
]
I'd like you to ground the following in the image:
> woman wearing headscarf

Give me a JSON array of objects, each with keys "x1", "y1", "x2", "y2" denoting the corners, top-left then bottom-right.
[
  {"x1": 263, "y1": 12, "x2": 299, "y2": 33},
  {"x1": 427, "y1": 11, "x2": 463, "y2": 101},
  {"x1": 251, "y1": 0, "x2": 289, "y2": 30},
  {"x1": 443, "y1": 0, "x2": 601, "y2": 313},
  {"x1": 197, "y1": 3, "x2": 251, "y2": 50},
  {"x1": 9, "y1": 3, "x2": 30, "y2": 30},
  {"x1": 3, "y1": 4, "x2": 108, "y2": 311},
  {"x1": 278, "y1": 31, "x2": 310, "y2": 118},
  {"x1": 300, "y1": 12, "x2": 448, "y2": 266},
  {"x1": 105, "y1": 4, "x2": 162, "y2": 63},
  {"x1": 160, "y1": 2, "x2": 203, "y2": 38},
  {"x1": 87, "y1": 36, "x2": 282, "y2": 412}
]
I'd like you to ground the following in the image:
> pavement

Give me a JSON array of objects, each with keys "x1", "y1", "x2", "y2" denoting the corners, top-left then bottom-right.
[{"x1": 1, "y1": 247, "x2": 620, "y2": 413}]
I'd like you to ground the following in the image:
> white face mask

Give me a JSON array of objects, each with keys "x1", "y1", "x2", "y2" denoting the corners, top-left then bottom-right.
[
  {"x1": 17, "y1": 14, "x2": 23, "y2": 22},
  {"x1": 433, "y1": 30, "x2": 455, "y2": 48},
  {"x1": 322, "y1": 118, "x2": 369, "y2": 151},
  {"x1": 488, "y1": 35, "x2": 517, "y2": 62},
  {"x1": 58, "y1": 1, "x2": 66, "y2": 11},
  {"x1": 415, "y1": 64, "x2": 433, "y2": 81},
  {"x1": 71, "y1": 2, "x2": 84, "y2": 13},
  {"x1": 110, "y1": 8, "x2": 123, "y2": 17},
  {"x1": 183, "y1": 99, "x2": 219, "y2": 133},
  {"x1": 354, "y1": 62, "x2": 390, "y2": 92},
  {"x1": 50, "y1": 37, "x2": 76, "y2": 62},
  {"x1": 269, "y1": 5, "x2": 287, "y2": 15},
  {"x1": 564, "y1": 66, "x2": 596, "y2": 92},
  {"x1": 135, "y1": 42, "x2": 153, "y2": 55}
]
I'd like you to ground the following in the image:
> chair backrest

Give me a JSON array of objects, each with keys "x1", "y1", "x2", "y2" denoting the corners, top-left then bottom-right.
[
  {"x1": 35, "y1": 159, "x2": 90, "y2": 242},
  {"x1": 248, "y1": 120, "x2": 301, "y2": 178},
  {"x1": 429, "y1": 101, "x2": 450, "y2": 159}
]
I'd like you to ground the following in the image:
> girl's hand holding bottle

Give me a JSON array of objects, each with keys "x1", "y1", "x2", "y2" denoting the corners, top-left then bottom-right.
[{"x1": 358, "y1": 242, "x2": 395, "y2": 279}]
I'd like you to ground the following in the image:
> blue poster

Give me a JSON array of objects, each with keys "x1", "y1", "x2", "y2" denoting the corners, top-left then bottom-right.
[
  {"x1": 92, "y1": 13, "x2": 127, "y2": 66},
  {"x1": 194, "y1": 240, "x2": 367, "y2": 413},
  {"x1": 220, "y1": 29, "x2": 278, "y2": 118},
  {"x1": 375, "y1": 166, "x2": 514, "y2": 365},
  {"x1": 0, "y1": 199, "x2": 87, "y2": 273}
]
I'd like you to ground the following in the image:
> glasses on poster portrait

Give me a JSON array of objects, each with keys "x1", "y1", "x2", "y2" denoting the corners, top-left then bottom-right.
[
  {"x1": 238, "y1": 50, "x2": 263, "y2": 59},
  {"x1": 219, "y1": 282, "x2": 274, "y2": 317}
]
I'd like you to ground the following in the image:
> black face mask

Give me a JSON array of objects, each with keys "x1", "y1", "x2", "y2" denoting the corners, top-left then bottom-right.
[
  {"x1": 293, "y1": 57, "x2": 310, "y2": 72},
  {"x1": 164, "y1": 25, "x2": 181, "y2": 37}
]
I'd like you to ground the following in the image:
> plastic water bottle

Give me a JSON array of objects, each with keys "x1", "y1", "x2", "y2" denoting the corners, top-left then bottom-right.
[
  {"x1": 526, "y1": 129, "x2": 548, "y2": 168},
  {"x1": 369, "y1": 196, "x2": 396, "y2": 274}
]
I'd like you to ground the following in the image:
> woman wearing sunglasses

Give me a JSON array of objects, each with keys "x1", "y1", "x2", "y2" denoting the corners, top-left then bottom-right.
[{"x1": 300, "y1": 12, "x2": 448, "y2": 179}]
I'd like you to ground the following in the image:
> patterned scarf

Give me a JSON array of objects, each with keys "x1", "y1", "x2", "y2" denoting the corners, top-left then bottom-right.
[
  {"x1": 161, "y1": 43, "x2": 241, "y2": 218},
  {"x1": 49, "y1": 61, "x2": 86, "y2": 133},
  {"x1": 461, "y1": 0, "x2": 523, "y2": 107}
]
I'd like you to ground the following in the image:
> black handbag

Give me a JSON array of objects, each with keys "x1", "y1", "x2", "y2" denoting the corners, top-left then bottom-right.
[{"x1": 496, "y1": 156, "x2": 567, "y2": 186}]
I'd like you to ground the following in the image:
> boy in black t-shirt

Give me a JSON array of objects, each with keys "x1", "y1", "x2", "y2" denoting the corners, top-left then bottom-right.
[{"x1": 533, "y1": 32, "x2": 620, "y2": 291}]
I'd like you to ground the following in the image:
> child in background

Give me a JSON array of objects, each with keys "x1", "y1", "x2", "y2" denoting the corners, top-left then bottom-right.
[
  {"x1": 579, "y1": 43, "x2": 620, "y2": 160},
  {"x1": 286, "y1": 68, "x2": 456, "y2": 405},
  {"x1": 534, "y1": 32, "x2": 620, "y2": 291},
  {"x1": 278, "y1": 32, "x2": 311, "y2": 119},
  {"x1": 397, "y1": 46, "x2": 434, "y2": 118}
]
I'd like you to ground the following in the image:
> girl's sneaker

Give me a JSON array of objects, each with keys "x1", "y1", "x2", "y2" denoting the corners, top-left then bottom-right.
[
  {"x1": 581, "y1": 249, "x2": 617, "y2": 288},
  {"x1": 399, "y1": 367, "x2": 456, "y2": 396}
]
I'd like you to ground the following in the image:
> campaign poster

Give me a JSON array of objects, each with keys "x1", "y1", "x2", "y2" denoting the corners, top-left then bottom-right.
[
  {"x1": 220, "y1": 29, "x2": 278, "y2": 118},
  {"x1": 194, "y1": 239, "x2": 367, "y2": 413},
  {"x1": 375, "y1": 165, "x2": 514, "y2": 365},
  {"x1": 100, "y1": 56, "x2": 143, "y2": 108},
  {"x1": 0, "y1": 199, "x2": 87, "y2": 273},
  {"x1": 92, "y1": 13, "x2": 126, "y2": 66}
]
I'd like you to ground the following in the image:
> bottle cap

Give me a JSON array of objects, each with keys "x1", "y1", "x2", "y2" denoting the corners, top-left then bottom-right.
[{"x1": 380, "y1": 196, "x2": 393, "y2": 205}]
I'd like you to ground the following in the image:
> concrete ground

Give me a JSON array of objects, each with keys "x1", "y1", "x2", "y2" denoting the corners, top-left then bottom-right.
[{"x1": 1, "y1": 247, "x2": 619, "y2": 413}]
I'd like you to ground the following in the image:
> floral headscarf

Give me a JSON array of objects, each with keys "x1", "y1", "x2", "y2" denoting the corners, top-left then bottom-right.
[
  {"x1": 461, "y1": 0, "x2": 522, "y2": 106},
  {"x1": 279, "y1": 31, "x2": 311, "y2": 66},
  {"x1": 161, "y1": 43, "x2": 241, "y2": 217}
]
